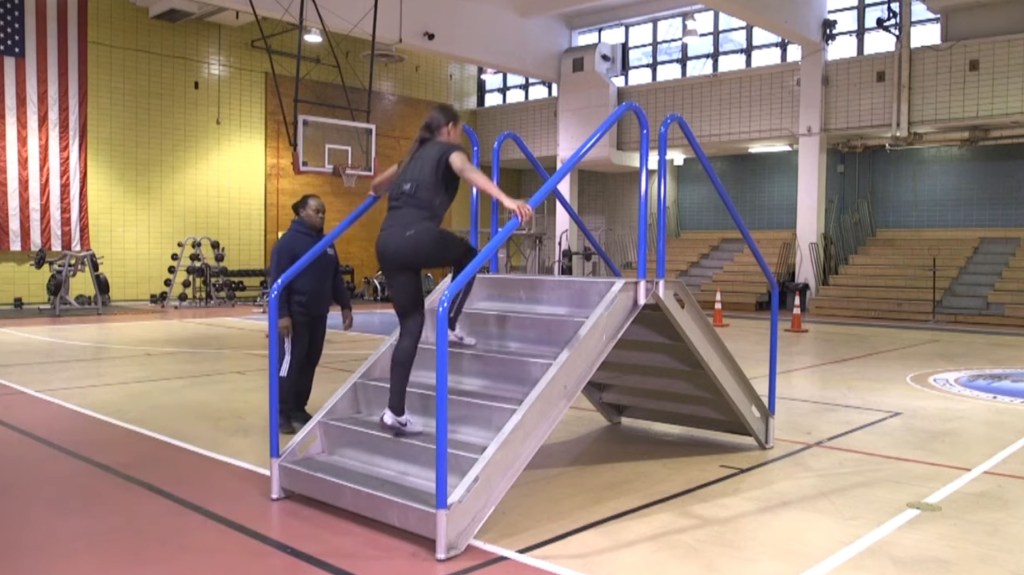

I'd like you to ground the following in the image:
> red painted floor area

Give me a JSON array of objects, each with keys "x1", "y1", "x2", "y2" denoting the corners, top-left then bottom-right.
[{"x1": 0, "y1": 389, "x2": 548, "y2": 575}]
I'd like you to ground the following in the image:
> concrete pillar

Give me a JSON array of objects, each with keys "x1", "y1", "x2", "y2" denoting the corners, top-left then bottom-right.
[
  {"x1": 795, "y1": 43, "x2": 828, "y2": 295},
  {"x1": 554, "y1": 160, "x2": 580, "y2": 275}
]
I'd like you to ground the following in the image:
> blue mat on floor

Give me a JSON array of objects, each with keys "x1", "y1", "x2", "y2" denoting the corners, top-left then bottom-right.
[{"x1": 244, "y1": 310, "x2": 398, "y2": 337}]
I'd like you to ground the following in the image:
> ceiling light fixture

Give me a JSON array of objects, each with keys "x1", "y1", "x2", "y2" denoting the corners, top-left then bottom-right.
[
  {"x1": 303, "y1": 27, "x2": 323, "y2": 43},
  {"x1": 748, "y1": 144, "x2": 793, "y2": 153}
]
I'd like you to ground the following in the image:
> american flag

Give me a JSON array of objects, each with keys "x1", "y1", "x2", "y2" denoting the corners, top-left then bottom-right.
[{"x1": 1, "y1": 0, "x2": 89, "y2": 252}]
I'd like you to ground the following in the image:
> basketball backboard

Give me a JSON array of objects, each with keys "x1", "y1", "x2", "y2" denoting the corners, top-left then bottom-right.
[{"x1": 297, "y1": 115, "x2": 376, "y2": 176}]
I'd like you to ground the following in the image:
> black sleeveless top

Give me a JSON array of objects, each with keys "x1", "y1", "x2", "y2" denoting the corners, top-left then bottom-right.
[{"x1": 380, "y1": 140, "x2": 464, "y2": 232}]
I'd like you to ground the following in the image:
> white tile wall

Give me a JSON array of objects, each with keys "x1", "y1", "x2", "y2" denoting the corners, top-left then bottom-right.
[
  {"x1": 824, "y1": 53, "x2": 896, "y2": 131},
  {"x1": 910, "y1": 36, "x2": 1024, "y2": 125},
  {"x1": 618, "y1": 65, "x2": 802, "y2": 149},
  {"x1": 473, "y1": 99, "x2": 558, "y2": 162}
]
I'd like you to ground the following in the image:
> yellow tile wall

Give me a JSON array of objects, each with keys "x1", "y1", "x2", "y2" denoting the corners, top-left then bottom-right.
[{"x1": 0, "y1": 1, "x2": 479, "y2": 304}]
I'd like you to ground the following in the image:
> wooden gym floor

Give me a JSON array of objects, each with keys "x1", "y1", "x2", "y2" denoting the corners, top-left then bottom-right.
[{"x1": 1, "y1": 304, "x2": 1023, "y2": 575}]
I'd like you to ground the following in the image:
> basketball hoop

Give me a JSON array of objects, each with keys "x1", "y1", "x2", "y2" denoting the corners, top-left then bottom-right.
[{"x1": 333, "y1": 164, "x2": 358, "y2": 188}]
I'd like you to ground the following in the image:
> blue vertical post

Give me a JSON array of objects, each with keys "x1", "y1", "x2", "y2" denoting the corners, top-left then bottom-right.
[
  {"x1": 489, "y1": 141, "x2": 503, "y2": 273},
  {"x1": 637, "y1": 113, "x2": 650, "y2": 293},
  {"x1": 464, "y1": 124, "x2": 481, "y2": 249},
  {"x1": 658, "y1": 113, "x2": 779, "y2": 417},
  {"x1": 656, "y1": 122, "x2": 670, "y2": 283}
]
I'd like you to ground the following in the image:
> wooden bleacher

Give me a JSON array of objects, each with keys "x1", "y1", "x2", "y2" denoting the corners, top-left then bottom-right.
[
  {"x1": 814, "y1": 229, "x2": 1024, "y2": 326},
  {"x1": 629, "y1": 231, "x2": 794, "y2": 312},
  {"x1": 694, "y1": 231, "x2": 796, "y2": 311},
  {"x1": 981, "y1": 242, "x2": 1024, "y2": 326},
  {"x1": 644, "y1": 232, "x2": 725, "y2": 277}
]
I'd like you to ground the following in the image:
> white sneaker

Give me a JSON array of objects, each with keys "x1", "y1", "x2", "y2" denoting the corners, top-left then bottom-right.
[
  {"x1": 379, "y1": 408, "x2": 424, "y2": 436},
  {"x1": 448, "y1": 326, "x2": 477, "y2": 347}
]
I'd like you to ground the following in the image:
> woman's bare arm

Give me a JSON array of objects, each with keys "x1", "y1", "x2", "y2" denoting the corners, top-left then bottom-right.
[{"x1": 369, "y1": 163, "x2": 399, "y2": 196}]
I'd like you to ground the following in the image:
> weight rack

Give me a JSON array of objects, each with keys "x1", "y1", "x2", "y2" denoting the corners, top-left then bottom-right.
[
  {"x1": 30, "y1": 248, "x2": 112, "y2": 317},
  {"x1": 158, "y1": 236, "x2": 233, "y2": 308}
]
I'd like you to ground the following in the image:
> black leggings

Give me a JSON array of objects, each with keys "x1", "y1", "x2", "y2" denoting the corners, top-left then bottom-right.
[{"x1": 376, "y1": 223, "x2": 478, "y2": 417}]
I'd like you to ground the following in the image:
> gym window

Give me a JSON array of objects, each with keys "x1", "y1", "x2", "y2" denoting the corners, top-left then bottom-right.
[
  {"x1": 478, "y1": 69, "x2": 558, "y2": 108},
  {"x1": 571, "y1": 9, "x2": 801, "y2": 88},
  {"x1": 827, "y1": 0, "x2": 940, "y2": 60}
]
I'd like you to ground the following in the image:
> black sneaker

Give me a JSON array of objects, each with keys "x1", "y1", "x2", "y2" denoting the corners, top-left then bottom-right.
[{"x1": 291, "y1": 410, "x2": 313, "y2": 425}]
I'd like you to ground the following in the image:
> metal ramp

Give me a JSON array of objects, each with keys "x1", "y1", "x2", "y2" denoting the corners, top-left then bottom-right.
[{"x1": 276, "y1": 274, "x2": 771, "y2": 559}]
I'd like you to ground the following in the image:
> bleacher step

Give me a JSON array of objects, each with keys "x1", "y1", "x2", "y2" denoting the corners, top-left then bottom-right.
[{"x1": 940, "y1": 295, "x2": 988, "y2": 311}]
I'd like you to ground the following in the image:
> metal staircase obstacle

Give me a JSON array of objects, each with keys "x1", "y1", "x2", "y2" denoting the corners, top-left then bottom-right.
[{"x1": 265, "y1": 105, "x2": 780, "y2": 561}]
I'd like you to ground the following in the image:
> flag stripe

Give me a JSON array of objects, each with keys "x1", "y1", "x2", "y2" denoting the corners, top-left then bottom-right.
[
  {"x1": 47, "y1": 0, "x2": 62, "y2": 250},
  {"x1": 0, "y1": 62, "x2": 8, "y2": 252},
  {"x1": 68, "y1": 0, "x2": 82, "y2": 251},
  {"x1": 26, "y1": 0, "x2": 43, "y2": 251},
  {"x1": 57, "y1": 0, "x2": 72, "y2": 250},
  {"x1": 17, "y1": 54, "x2": 30, "y2": 251},
  {"x1": 4, "y1": 58, "x2": 18, "y2": 251},
  {"x1": 77, "y1": 0, "x2": 89, "y2": 250},
  {"x1": 37, "y1": 0, "x2": 52, "y2": 251}
]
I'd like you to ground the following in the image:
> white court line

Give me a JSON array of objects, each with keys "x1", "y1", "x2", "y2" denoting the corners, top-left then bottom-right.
[
  {"x1": 0, "y1": 327, "x2": 370, "y2": 355},
  {"x1": 469, "y1": 539, "x2": 589, "y2": 575},
  {"x1": 0, "y1": 377, "x2": 270, "y2": 476},
  {"x1": 0, "y1": 378, "x2": 581, "y2": 575},
  {"x1": 802, "y1": 434, "x2": 1024, "y2": 575}
]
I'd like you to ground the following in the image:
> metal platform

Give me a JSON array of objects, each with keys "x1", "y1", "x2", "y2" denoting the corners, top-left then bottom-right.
[{"x1": 276, "y1": 274, "x2": 771, "y2": 559}]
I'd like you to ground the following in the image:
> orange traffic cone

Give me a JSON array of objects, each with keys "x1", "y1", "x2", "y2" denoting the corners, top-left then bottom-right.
[
  {"x1": 786, "y1": 292, "x2": 809, "y2": 333},
  {"x1": 713, "y1": 289, "x2": 729, "y2": 328}
]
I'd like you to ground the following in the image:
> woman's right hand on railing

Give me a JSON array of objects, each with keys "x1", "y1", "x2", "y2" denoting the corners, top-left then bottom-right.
[
  {"x1": 279, "y1": 317, "x2": 293, "y2": 338},
  {"x1": 502, "y1": 197, "x2": 534, "y2": 224}
]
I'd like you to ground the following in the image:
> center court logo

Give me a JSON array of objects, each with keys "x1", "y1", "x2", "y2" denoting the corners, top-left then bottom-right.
[{"x1": 909, "y1": 368, "x2": 1024, "y2": 405}]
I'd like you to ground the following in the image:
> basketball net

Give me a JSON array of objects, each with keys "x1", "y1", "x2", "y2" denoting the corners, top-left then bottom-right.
[{"x1": 333, "y1": 164, "x2": 358, "y2": 188}]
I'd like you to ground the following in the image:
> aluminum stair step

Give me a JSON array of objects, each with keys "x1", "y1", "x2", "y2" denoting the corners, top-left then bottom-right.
[
  {"x1": 348, "y1": 379, "x2": 517, "y2": 445},
  {"x1": 323, "y1": 415, "x2": 489, "y2": 458},
  {"x1": 459, "y1": 275, "x2": 618, "y2": 319},
  {"x1": 365, "y1": 371, "x2": 531, "y2": 407},
  {"x1": 315, "y1": 418, "x2": 478, "y2": 493},
  {"x1": 399, "y1": 345, "x2": 554, "y2": 404},
  {"x1": 421, "y1": 308, "x2": 585, "y2": 362},
  {"x1": 281, "y1": 454, "x2": 436, "y2": 510}
]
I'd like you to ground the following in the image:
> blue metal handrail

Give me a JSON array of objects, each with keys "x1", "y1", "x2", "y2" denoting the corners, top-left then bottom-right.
[
  {"x1": 433, "y1": 102, "x2": 650, "y2": 512},
  {"x1": 464, "y1": 125, "x2": 482, "y2": 249},
  {"x1": 268, "y1": 194, "x2": 380, "y2": 467},
  {"x1": 491, "y1": 131, "x2": 621, "y2": 277},
  {"x1": 657, "y1": 113, "x2": 779, "y2": 415}
]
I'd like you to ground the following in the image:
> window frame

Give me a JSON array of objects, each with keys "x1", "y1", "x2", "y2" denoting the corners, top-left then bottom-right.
[{"x1": 476, "y1": 0, "x2": 941, "y2": 100}]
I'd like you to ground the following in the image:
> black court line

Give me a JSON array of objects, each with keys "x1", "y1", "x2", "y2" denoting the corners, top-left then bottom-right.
[
  {"x1": 0, "y1": 351, "x2": 160, "y2": 368},
  {"x1": 14, "y1": 368, "x2": 269, "y2": 395},
  {"x1": 0, "y1": 417, "x2": 356, "y2": 575},
  {"x1": 450, "y1": 410, "x2": 902, "y2": 575},
  {"x1": 770, "y1": 395, "x2": 899, "y2": 415}
]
